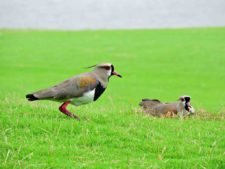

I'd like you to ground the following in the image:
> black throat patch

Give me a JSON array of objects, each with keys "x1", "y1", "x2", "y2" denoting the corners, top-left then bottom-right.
[
  {"x1": 94, "y1": 82, "x2": 106, "y2": 101},
  {"x1": 111, "y1": 65, "x2": 114, "y2": 74},
  {"x1": 184, "y1": 103, "x2": 190, "y2": 112}
]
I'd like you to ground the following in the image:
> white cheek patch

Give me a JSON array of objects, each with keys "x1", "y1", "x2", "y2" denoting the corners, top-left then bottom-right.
[{"x1": 107, "y1": 69, "x2": 112, "y2": 77}]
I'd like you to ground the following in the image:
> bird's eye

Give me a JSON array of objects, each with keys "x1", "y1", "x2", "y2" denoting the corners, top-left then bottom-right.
[
  {"x1": 105, "y1": 66, "x2": 110, "y2": 70},
  {"x1": 180, "y1": 98, "x2": 185, "y2": 102},
  {"x1": 101, "y1": 66, "x2": 110, "y2": 70}
]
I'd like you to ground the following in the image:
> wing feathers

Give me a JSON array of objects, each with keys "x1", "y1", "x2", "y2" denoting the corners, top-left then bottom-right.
[{"x1": 27, "y1": 74, "x2": 98, "y2": 101}]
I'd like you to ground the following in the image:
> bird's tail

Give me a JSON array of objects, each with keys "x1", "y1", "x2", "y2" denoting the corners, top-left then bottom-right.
[
  {"x1": 26, "y1": 94, "x2": 39, "y2": 101},
  {"x1": 26, "y1": 87, "x2": 55, "y2": 101}
]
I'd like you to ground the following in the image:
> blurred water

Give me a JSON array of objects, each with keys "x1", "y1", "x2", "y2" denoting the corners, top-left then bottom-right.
[{"x1": 0, "y1": 0, "x2": 225, "y2": 30}]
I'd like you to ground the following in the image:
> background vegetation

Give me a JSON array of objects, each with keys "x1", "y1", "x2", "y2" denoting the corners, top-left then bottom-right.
[{"x1": 0, "y1": 28, "x2": 224, "y2": 168}]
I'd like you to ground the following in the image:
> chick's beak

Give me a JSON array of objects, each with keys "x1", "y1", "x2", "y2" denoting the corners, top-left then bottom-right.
[{"x1": 112, "y1": 71, "x2": 122, "y2": 78}]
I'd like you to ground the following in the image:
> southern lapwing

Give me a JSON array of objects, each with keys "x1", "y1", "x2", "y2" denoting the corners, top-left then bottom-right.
[
  {"x1": 26, "y1": 63, "x2": 122, "y2": 120},
  {"x1": 139, "y1": 96, "x2": 195, "y2": 117}
]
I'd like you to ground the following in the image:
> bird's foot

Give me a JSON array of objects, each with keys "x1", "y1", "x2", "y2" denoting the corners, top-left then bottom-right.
[
  {"x1": 71, "y1": 114, "x2": 80, "y2": 121},
  {"x1": 59, "y1": 101, "x2": 80, "y2": 121}
]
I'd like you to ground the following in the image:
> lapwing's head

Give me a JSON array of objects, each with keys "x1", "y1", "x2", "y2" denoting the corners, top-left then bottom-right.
[
  {"x1": 179, "y1": 95, "x2": 195, "y2": 114},
  {"x1": 90, "y1": 63, "x2": 122, "y2": 79}
]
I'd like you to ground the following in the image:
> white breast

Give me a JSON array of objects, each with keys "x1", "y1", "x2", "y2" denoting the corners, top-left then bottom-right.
[{"x1": 70, "y1": 89, "x2": 95, "y2": 106}]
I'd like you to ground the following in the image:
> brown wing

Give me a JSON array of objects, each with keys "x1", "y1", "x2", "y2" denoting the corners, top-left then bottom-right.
[{"x1": 32, "y1": 73, "x2": 98, "y2": 100}]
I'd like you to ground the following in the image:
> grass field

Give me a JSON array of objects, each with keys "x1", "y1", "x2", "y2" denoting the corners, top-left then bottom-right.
[{"x1": 0, "y1": 28, "x2": 225, "y2": 168}]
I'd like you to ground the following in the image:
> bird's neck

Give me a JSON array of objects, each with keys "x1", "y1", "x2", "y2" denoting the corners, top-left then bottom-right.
[{"x1": 92, "y1": 70, "x2": 109, "y2": 87}]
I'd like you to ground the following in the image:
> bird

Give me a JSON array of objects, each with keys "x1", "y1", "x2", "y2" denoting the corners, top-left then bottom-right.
[
  {"x1": 139, "y1": 96, "x2": 195, "y2": 118},
  {"x1": 26, "y1": 63, "x2": 122, "y2": 120}
]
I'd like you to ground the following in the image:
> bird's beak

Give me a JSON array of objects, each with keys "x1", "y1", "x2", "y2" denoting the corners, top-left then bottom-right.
[{"x1": 112, "y1": 71, "x2": 122, "y2": 78}]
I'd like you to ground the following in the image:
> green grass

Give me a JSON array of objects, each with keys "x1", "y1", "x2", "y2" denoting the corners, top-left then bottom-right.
[{"x1": 0, "y1": 28, "x2": 225, "y2": 169}]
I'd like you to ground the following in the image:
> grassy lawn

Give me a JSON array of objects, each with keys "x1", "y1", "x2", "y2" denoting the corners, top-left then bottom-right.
[{"x1": 0, "y1": 28, "x2": 225, "y2": 168}]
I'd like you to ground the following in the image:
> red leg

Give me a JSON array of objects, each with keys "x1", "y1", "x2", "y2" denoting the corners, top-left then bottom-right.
[{"x1": 59, "y1": 101, "x2": 80, "y2": 120}]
